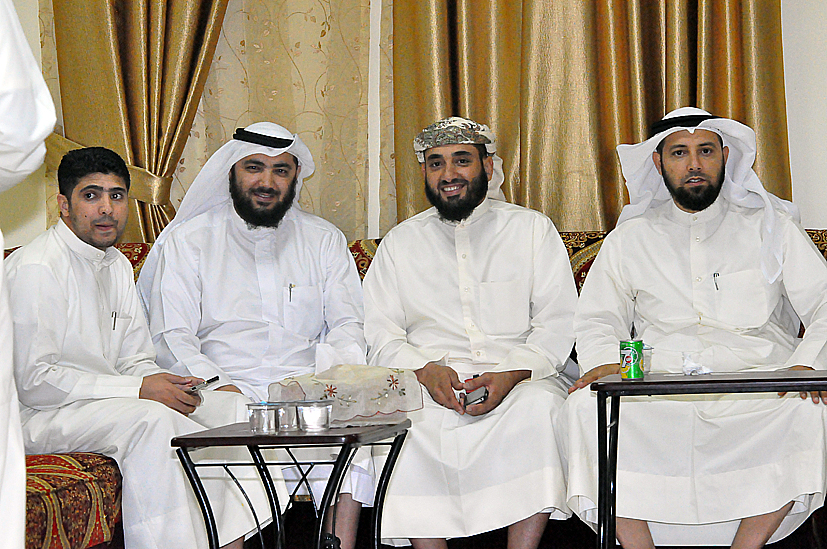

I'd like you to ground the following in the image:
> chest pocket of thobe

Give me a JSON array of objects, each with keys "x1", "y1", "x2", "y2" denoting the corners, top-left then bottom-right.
[
  {"x1": 713, "y1": 269, "x2": 779, "y2": 329},
  {"x1": 108, "y1": 313, "x2": 133, "y2": 360},
  {"x1": 479, "y1": 280, "x2": 531, "y2": 335},
  {"x1": 284, "y1": 284, "x2": 325, "y2": 338}
]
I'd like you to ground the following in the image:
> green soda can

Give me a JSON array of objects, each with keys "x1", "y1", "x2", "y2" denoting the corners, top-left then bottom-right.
[{"x1": 619, "y1": 340, "x2": 644, "y2": 380}]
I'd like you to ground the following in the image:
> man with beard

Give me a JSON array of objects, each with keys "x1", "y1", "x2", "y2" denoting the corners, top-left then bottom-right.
[
  {"x1": 6, "y1": 147, "x2": 272, "y2": 549},
  {"x1": 362, "y1": 117, "x2": 578, "y2": 548},
  {"x1": 138, "y1": 123, "x2": 369, "y2": 549},
  {"x1": 559, "y1": 107, "x2": 827, "y2": 548}
]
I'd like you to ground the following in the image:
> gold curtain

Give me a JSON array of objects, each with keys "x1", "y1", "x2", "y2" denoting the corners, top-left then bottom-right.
[
  {"x1": 51, "y1": 0, "x2": 229, "y2": 242},
  {"x1": 393, "y1": 0, "x2": 790, "y2": 231},
  {"x1": 170, "y1": 0, "x2": 397, "y2": 242}
]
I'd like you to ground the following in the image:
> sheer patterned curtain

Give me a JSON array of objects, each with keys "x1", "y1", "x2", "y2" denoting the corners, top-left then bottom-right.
[
  {"x1": 172, "y1": 0, "x2": 397, "y2": 241},
  {"x1": 393, "y1": 0, "x2": 790, "y2": 231},
  {"x1": 50, "y1": 0, "x2": 229, "y2": 242}
]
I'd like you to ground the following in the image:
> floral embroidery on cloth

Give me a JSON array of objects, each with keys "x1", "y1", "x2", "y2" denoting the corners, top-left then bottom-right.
[{"x1": 268, "y1": 363, "x2": 423, "y2": 426}]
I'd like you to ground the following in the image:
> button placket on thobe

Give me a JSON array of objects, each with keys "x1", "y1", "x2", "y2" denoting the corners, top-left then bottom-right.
[
  {"x1": 454, "y1": 222, "x2": 486, "y2": 364},
  {"x1": 254, "y1": 235, "x2": 283, "y2": 379}
]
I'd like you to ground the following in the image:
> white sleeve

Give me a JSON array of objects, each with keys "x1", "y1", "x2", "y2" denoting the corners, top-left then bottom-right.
[
  {"x1": 113, "y1": 259, "x2": 164, "y2": 379},
  {"x1": 314, "y1": 229, "x2": 367, "y2": 367},
  {"x1": 7, "y1": 262, "x2": 144, "y2": 410},
  {"x1": 781, "y1": 220, "x2": 827, "y2": 369},
  {"x1": 494, "y1": 219, "x2": 577, "y2": 380},
  {"x1": 0, "y1": 0, "x2": 56, "y2": 191},
  {"x1": 574, "y1": 233, "x2": 636, "y2": 372},
  {"x1": 147, "y1": 232, "x2": 233, "y2": 387},
  {"x1": 364, "y1": 236, "x2": 449, "y2": 371}
]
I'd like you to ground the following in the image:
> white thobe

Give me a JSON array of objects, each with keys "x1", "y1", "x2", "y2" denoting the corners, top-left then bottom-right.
[
  {"x1": 560, "y1": 197, "x2": 827, "y2": 545},
  {"x1": 146, "y1": 202, "x2": 374, "y2": 505},
  {"x1": 6, "y1": 220, "x2": 274, "y2": 549},
  {"x1": 0, "y1": 2, "x2": 56, "y2": 546},
  {"x1": 147, "y1": 202, "x2": 366, "y2": 400},
  {"x1": 363, "y1": 198, "x2": 578, "y2": 538},
  {"x1": 0, "y1": 0, "x2": 55, "y2": 192}
]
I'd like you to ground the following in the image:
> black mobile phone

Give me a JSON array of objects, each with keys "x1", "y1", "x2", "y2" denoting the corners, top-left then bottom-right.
[{"x1": 186, "y1": 375, "x2": 220, "y2": 394}]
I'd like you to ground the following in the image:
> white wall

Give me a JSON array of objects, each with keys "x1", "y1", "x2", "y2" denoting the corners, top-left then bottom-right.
[
  {"x1": 782, "y1": 0, "x2": 827, "y2": 229},
  {"x1": 0, "y1": 0, "x2": 48, "y2": 248}
]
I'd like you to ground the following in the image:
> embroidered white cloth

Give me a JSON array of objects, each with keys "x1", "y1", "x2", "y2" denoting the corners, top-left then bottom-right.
[{"x1": 268, "y1": 363, "x2": 423, "y2": 426}]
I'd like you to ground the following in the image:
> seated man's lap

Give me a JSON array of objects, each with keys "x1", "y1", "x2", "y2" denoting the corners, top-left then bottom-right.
[
  {"x1": 559, "y1": 386, "x2": 827, "y2": 541},
  {"x1": 20, "y1": 398, "x2": 198, "y2": 456}
]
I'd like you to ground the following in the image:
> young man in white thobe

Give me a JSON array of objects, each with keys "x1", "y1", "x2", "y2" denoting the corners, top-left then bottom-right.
[
  {"x1": 363, "y1": 117, "x2": 578, "y2": 548},
  {"x1": 561, "y1": 107, "x2": 827, "y2": 548},
  {"x1": 138, "y1": 123, "x2": 370, "y2": 549},
  {"x1": 0, "y1": 1, "x2": 56, "y2": 545},
  {"x1": 6, "y1": 147, "x2": 271, "y2": 549}
]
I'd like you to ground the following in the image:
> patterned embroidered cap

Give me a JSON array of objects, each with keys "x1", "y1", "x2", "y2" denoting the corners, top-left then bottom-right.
[{"x1": 413, "y1": 116, "x2": 496, "y2": 163}]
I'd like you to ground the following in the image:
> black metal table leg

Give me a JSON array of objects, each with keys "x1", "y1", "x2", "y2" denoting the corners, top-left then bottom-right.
[
  {"x1": 176, "y1": 447, "x2": 220, "y2": 549},
  {"x1": 372, "y1": 432, "x2": 408, "y2": 549},
  {"x1": 597, "y1": 393, "x2": 622, "y2": 549},
  {"x1": 248, "y1": 446, "x2": 285, "y2": 549},
  {"x1": 607, "y1": 396, "x2": 620, "y2": 548},
  {"x1": 315, "y1": 443, "x2": 357, "y2": 549},
  {"x1": 597, "y1": 391, "x2": 608, "y2": 549}
]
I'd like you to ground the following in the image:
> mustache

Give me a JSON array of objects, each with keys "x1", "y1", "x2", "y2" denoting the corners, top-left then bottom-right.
[
  {"x1": 439, "y1": 178, "x2": 469, "y2": 187},
  {"x1": 94, "y1": 215, "x2": 117, "y2": 225},
  {"x1": 248, "y1": 187, "x2": 280, "y2": 197}
]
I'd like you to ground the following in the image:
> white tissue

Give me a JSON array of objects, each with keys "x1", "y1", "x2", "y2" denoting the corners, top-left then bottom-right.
[{"x1": 682, "y1": 352, "x2": 712, "y2": 375}]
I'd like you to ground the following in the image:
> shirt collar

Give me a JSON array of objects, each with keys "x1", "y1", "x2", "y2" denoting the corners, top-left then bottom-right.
[
  {"x1": 55, "y1": 218, "x2": 121, "y2": 267},
  {"x1": 666, "y1": 193, "x2": 726, "y2": 226}
]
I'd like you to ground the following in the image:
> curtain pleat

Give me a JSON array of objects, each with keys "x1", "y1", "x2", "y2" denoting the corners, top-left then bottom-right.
[
  {"x1": 52, "y1": 0, "x2": 229, "y2": 242},
  {"x1": 393, "y1": 0, "x2": 791, "y2": 231}
]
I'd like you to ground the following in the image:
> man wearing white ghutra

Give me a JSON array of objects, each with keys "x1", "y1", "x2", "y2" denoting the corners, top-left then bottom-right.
[{"x1": 562, "y1": 107, "x2": 827, "y2": 548}]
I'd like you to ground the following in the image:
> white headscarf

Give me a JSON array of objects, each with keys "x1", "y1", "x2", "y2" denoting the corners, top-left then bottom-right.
[
  {"x1": 616, "y1": 106, "x2": 798, "y2": 283},
  {"x1": 413, "y1": 116, "x2": 506, "y2": 201},
  {"x1": 137, "y1": 122, "x2": 315, "y2": 311}
]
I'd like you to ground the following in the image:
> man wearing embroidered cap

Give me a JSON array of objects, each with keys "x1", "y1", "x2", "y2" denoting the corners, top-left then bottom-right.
[
  {"x1": 139, "y1": 123, "x2": 370, "y2": 549},
  {"x1": 363, "y1": 117, "x2": 578, "y2": 547},
  {"x1": 560, "y1": 107, "x2": 827, "y2": 547}
]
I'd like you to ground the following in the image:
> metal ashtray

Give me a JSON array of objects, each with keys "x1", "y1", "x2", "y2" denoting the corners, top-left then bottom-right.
[
  {"x1": 247, "y1": 402, "x2": 277, "y2": 434},
  {"x1": 296, "y1": 400, "x2": 333, "y2": 431}
]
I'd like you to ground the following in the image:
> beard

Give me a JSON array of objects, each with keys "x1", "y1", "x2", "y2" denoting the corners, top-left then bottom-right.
[
  {"x1": 424, "y1": 168, "x2": 488, "y2": 222},
  {"x1": 229, "y1": 170, "x2": 297, "y2": 228},
  {"x1": 661, "y1": 160, "x2": 725, "y2": 213}
]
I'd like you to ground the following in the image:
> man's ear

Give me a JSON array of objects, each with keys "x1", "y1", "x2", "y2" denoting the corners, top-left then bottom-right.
[
  {"x1": 652, "y1": 151, "x2": 663, "y2": 175},
  {"x1": 483, "y1": 155, "x2": 494, "y2": 180},
  {"x1": 723, "y1": 145, "x2": 729, "y2": 164},
  {"x1": 57, "y1": 194, "x2": 69, "y2": 219},
  {"x1": 420, "y1": 163, "x2": 427, "y2": 177}
]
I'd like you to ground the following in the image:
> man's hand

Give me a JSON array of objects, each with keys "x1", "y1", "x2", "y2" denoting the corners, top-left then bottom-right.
[
  {"x1": 568, "y1": 363, "x2": 621, "y2": 394},
  {"x1": 215, "y1": 384, "x2": 243, "y2": 394},
  {"x1": 462, "y1": 370, "x2": 530, "y2": 416},
  {"x1": 415, "y1": 362, "x2": 465, "y2": 414},
  {"x1": 139, "y1": 372, "x2": 202, "y2": 415},
  {"x1": 779, "y1": 365, "x2": 827, "y2": 404}
]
